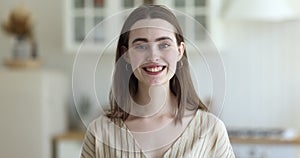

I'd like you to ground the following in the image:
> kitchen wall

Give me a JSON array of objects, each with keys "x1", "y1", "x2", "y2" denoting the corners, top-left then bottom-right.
[
  {"x1": 0, "y1": 0, "x2": 300, "y2": 130},
  {"x1": 221, "y1": 21, "x2": 300, "y2": 129}
]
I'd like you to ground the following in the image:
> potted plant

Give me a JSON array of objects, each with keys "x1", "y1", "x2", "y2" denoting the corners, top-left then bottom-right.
[{"x1": 2, "y1": 5, "x2": 38, "y2": 61}]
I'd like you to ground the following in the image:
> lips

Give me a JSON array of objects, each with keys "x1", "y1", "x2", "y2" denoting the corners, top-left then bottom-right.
[{"x1": 143, "y1": 64, "x2": 166, "y2": 75}]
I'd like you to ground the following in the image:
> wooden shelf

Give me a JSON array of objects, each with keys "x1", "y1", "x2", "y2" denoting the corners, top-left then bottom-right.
[
  {"x1": 230, "y1": 136, "x2": 300, "y2": 145},
  {"x1": 4, "y1": 59, "x2": 42, "y2": 68},
  {"x1": 55, "y1": 131, "x2": 300, "y2": 145},
  {"x1": 54, "y1": 131, "x2": 85, "y2": 141}
]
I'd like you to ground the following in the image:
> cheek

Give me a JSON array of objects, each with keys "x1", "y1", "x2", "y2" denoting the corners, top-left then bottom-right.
[
  {"x1": 128, "y1": 53, "x2": 145, "y2": 70},
  {"x1": 165, "y1": 52, "x2": 179, "y2": 71}
]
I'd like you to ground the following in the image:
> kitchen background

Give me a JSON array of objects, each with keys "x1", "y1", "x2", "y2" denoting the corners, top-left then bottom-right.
[{"x1": 1, "y1": 0, "x2": 300, "y2": 157}]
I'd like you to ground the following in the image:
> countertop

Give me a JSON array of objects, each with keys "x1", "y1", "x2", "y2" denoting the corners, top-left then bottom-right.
[
  {"x1": 230, "y1": 136, "x2": 300, "y2": 145},
  {"x1": 54, "y1": 131, "x2": 300, "y2": 145}
]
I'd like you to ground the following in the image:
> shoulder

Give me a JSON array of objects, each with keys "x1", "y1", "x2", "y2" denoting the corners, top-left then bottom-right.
[
  {"x1": 81, "y1": 115, "x2": 120, "y2": 158},
  {"x1": 195, "y1": 110, "x2": 224, "y2": 127},
  {"x1": 86, "y1": 114, "x2": 128, "y2": 144},
  {"x1": 193, "y1": 110, "x2": 228, "y2": 137},
  {"x1": 86, "y1": 115, "x2": 121, "y2": 134},
  {"x1": 193, "y1": 110, "x2": 236, "y2": 157}
]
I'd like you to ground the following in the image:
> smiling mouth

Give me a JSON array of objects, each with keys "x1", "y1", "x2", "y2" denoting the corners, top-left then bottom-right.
[{"x1": 143, "y1": 65, "x2": 166, "y2": 73}]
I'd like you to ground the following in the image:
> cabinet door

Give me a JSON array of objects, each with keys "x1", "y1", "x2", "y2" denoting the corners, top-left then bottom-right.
[
  {"x1": 232, "y1": 144, "x2": 297, "y2": 158},
  {"x1": 56, "y1": 140, "x2": 82, "y2": 158},
  {"x1": 155, "y1": 0, "x2": 209, "y2": 41},
  {"x1": 0, "y1": 70, "x2": 68, "y2": 158},
  {"x1": 265, "y1": 145, "x2": 297, "y2": 158},
  {"x1": 65, "y1": 0, "x2": 220, "y2": 52},
  {"x1": 66, "y1": 0, "x2": 121, "y2": 51}
]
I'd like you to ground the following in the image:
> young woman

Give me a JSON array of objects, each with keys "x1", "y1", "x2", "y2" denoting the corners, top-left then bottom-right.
[{"x1": 81, "y1": 5, "x2": 235, "y2": 158}]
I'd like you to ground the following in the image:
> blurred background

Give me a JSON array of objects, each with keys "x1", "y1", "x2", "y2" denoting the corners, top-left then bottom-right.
[{"x1": 1, "y1": 0, "x2": 300, "y2": 157}]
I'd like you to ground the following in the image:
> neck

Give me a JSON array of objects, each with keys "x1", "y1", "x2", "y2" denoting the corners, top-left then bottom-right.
[{"x1": 130, "y1": 82, "x2": 176, "y2": 118}]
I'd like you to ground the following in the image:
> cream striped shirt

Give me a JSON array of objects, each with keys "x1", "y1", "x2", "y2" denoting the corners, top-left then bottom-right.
[{"x1": 81, "y1": 110, "x2": 235, "y2": 158}]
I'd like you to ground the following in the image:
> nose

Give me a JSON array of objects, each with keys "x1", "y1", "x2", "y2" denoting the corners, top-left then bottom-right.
[{"x1": 147, "y1": 45, "x2": 159, "y2": 62}]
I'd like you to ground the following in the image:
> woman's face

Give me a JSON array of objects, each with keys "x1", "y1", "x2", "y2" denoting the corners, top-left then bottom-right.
[{"x1": 126, "y1": 18, "x2": 185, "y2": 86}]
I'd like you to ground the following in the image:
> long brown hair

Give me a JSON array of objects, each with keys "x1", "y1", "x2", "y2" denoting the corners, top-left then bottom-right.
[{"x1": 108, "y1": 5, "x2": 207, "y2": 123}]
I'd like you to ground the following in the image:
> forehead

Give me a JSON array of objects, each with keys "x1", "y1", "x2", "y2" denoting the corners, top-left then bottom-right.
[
  {"x1": 129, "y1": 19, "x2": 177, "y2": 42},
  {"x1": 130, "y1": 18, "x2": 176, "y2": 31}
]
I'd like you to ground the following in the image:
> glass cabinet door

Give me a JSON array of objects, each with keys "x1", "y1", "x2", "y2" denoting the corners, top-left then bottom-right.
[{"x1": 66, "y1": 0, "x2": 210, "y2": 51}]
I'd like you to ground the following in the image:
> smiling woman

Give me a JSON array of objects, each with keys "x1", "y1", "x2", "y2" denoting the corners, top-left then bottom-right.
[{"x1": 81, "y1": 5, "x2": 235, "y2": 158}]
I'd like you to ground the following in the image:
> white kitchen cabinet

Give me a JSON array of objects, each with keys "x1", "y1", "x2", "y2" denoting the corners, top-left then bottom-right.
[
  {"x1": 54, "y1": 132, "x2": 84, "y2": 158},
  {"x1": 56, "y1": 140, "x2": 82, "y2": 158},
  {"x1": 64, "y1": 0, "x2": 224, "y2": 52},
  {"x1": 233, "y1": 144, "x2": 299, "y2": 158},
  {"x1": 0, "y1": 68, "x2": 69, "y2": 158},
  {"x1": 229, "y1": 129, "x2": 300, "y2": 158}
]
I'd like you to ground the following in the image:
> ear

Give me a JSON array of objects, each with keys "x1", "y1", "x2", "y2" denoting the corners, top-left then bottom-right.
[
  {"x1": 121, "y1": 46, "x2": 130, "y2": 63},
  {"x1": 177, "y1": 42, "x2": 185, "y2": 61}
]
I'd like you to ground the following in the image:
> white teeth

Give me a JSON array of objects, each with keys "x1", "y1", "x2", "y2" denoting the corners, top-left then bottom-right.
[{"x1": 146, "y1": 66, "x2": 163, "y2": 72}]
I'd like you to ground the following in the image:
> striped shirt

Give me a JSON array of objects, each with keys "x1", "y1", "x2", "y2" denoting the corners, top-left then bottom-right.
[{"x1": 81, "y1": 110, "x2": 235, "y2": 158}]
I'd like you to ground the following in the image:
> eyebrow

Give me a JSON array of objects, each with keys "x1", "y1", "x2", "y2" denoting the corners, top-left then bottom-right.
[{"x1": 131, "y1": 36, "x2": 173, "y2": 44}]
